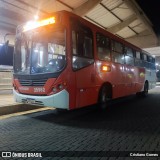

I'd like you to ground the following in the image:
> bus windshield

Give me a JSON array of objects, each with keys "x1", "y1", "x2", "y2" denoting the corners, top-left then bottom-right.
[{"x1": 14, "y1": 26, "x2": 66, "y2": 75}]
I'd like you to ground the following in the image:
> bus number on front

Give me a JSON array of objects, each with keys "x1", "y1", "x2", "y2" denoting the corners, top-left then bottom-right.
[{"x1": 34, "y1": 88, "x2": 45, "y2": 93}]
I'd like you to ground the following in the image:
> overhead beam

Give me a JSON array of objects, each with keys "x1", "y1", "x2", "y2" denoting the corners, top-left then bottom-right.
[
  {"x1": 124, "y1": 0, "x2": 158, "y2": 45},
  {"x1": 0, "y1": 20, "x2": 16, "y2": 29},
  {"x1": 0, "y1": 14, "x2": 20, "y2": 27},
  {"x1": 125, "y1": 30, "x2": 158, "y2": 48},
  {"x1": 15, "y1": 0, "x2": 48, "y2": 14},
  {"x1": 57, "y1": 0, "x2": 73, "y2": 10},
  {"x1": 144, "y1": 47, "x2": 160, "y2": 56},
  {"x1": 0, "y1": 24, "x2": 16, "y2": 34},
  {"x1": 126, "y1": 29, "x2": 151, "y2": 39},
  {"x1": 73, "y1": 0, "x2": 102, "y2": 16},
  {"x1": 107, "y1": 14, "x2": 137, "y2": 33},
  {"x1": 0, "y1": 7, "x2": 25, "y2": 22},
  {"x1": 0, "y1": 0, "x2": 48, "y2": 21},
  {"x1": 84, "y1": 16, "x2": 106, "y2": 29},
  {"x1": 100, "y1": 2, "x2": 138, "y2": 35}
]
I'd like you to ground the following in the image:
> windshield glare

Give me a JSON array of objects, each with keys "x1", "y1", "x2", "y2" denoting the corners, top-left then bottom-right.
[{"x1": 14, "y1": 27, "x2": 66, "y2": 75}]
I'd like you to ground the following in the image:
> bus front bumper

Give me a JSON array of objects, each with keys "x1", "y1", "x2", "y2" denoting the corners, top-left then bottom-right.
[{"x1": 13, "y1": 89, "x2": 69, "y2": 109}]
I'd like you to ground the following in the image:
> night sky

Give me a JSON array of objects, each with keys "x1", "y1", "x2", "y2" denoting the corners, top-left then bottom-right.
[{"x1": 135, "y1": 0, "x2": 160, "y2": 36}]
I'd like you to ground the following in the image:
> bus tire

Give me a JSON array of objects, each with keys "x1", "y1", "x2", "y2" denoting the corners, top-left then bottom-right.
[
  {"x1": 56, "y1": 108, "x2": 67, "y2": 113},
  {"x1": 98, "y1": 84, "x2": 112, "y2": 109},
  {"x1": 141, "y1": 81, "x2": 148, "y2": 97},
  {"x1": 136, "y1": 92, "x2": 141, "y2": 97}
]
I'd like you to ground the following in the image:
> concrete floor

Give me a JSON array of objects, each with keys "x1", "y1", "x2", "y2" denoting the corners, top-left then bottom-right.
[
  {"x1": 0, "y1": 90, "x2": 15, "y2": 107},
  {"x1": 0, "y1": 86, "x2": 159, "y2": 159}
]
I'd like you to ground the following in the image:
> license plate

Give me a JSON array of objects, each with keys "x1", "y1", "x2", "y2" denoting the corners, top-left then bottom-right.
[{"x1": 26, "y1": 98, "x2": 35, "y2": 104}]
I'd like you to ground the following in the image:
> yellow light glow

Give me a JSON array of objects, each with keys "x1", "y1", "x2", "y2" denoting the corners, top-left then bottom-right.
[
  {"x1": 23, "y1": 17, "x2": 55, "y2": 32},
  {"x1": 101, "y1": 65, "x2": 111, "y2": 72},
  {"x1": 34, "y1": 15, "x2": 39, "y2": 20},
  {"x1": 140, "y1": 72, "x2": 145, "y2": 77}
]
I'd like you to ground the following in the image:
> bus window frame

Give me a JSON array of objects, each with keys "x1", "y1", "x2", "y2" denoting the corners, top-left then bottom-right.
[
  {"x1": 96, "y1": 32, "x2": 111, "y2": 62},
  {"x1": 71, "y1": 18, "x2": 94, "y2": 71},
  {"x1": 124, "y1": 46, "x2": 135, "y2": 66},
  {"x1": 111, "y1": 40, "x2": 125, "y2": 64},
  {"x1": 134, "y1": 51, "x2": 143, "y2": 67}
]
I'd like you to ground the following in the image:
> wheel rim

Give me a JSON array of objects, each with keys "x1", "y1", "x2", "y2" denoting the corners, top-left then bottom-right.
[
  {"x1": 102, "y1": 92, "x2": 106, "y2": 103},
  {"x1": 101, "y1": 87, "x2": 108, "y2": 103}
]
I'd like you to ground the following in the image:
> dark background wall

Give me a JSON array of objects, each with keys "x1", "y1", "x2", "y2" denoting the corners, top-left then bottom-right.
[{"x1": 0, "y1": 45, "x2": 14, "y2": 66}]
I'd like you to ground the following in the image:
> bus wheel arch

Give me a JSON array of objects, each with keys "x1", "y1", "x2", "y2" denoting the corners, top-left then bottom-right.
[{"x1": 98, "y1": 82, "x2": 112, "y2": 104}]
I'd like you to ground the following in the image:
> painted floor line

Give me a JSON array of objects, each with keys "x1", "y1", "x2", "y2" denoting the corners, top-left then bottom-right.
[{"x1": 0, "y1": 107, "x2": 55, "y2": 120}]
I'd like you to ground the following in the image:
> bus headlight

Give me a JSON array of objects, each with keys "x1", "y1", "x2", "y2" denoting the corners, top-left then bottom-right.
[
  {"x1": 52, "y1": 82, "x2": 67, "y2": 94},
  {"x1": 58, "y1": 84, "x2": 63, "y2": 90},
  {"x1": 53, "y1": 87, "x2": 57, "y2": 93}
]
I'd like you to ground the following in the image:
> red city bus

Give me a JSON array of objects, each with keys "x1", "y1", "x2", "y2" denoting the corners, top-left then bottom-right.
[{"x1": 13, "y1": 11, "x2": 156, "y2": 110}]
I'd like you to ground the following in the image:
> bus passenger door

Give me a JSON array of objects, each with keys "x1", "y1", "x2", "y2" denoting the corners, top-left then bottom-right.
[
  {"x1": 72, "y1": 26, "x2": 97, "y2": 108},
  {"x1": 71, "y1": 19, "x2": 97, "y2": 107},
  {"x1": 73, "y1": 60, "x2": 97, "y2": 108},
  {"x1": 111, "y1": 41, "x2": 126, "y2": 98}
]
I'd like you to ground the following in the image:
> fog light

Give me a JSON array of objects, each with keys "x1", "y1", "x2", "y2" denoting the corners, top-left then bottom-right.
[
  {"x1": 58, "y1": 84, "x2": 63, "y2": 90},
  {"x1": 53, "y1": 87, "x2": 57, "y2": 93}
]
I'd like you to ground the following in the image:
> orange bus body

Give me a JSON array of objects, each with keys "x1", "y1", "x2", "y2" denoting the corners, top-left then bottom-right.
[{"x1": 13, "y1": 11, "x2": 156, "y2": 110}]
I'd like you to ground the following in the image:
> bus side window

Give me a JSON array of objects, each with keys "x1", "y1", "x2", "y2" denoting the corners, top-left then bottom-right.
[
  {"x1": 143, "y1": 53, "x2": 148, "y2": 68},
  {"x1": 96, "y1": 33, "x2": 111, "y2": 61},
  {"x1": 77, "y1": 33, "x2": 84, "y2": 57},
  {"x1": 84, "y1": 36, "x2": 93, "y2": 58},
  {"x1": 72, "y1": 26, "x2": 94, "y2": 70},
  {"x1": 147, "y1": 56, "x2": 155, "y2": 70},
  {"x1": 152, "y1": 57, "x2": 156, "y2": 69},
  {"x1": 125, "y1": 47, "x2": 134, "y2": 66},
  {"x1": 72, "y1": 31, "x2": 77, "y2": 55},
  {"x1": 111, "y1": 41, "x2": 124, "y2": 64},
  {"x1": 135, "y1": 51, "x2": 142, "y2": 67}
]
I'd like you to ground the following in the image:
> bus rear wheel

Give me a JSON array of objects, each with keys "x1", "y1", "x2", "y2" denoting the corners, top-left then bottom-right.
[
  {"x1": 137, "y1": 82, "x2": 149, "y2": 97},
  {"x1": 141, "y1": 82, "x2": 148, "y2": 97},
  {"x1": 98, "y1": 84, "x2": 112, "y2": 109}
]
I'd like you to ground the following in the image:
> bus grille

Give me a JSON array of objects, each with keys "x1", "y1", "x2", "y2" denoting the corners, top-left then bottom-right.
[
  {"x1": 22, "y1": 99, "x2": 44, "y2": 106},
  {"x1": 19, "y1": 79, "x2": 47, "y2": 86}
]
